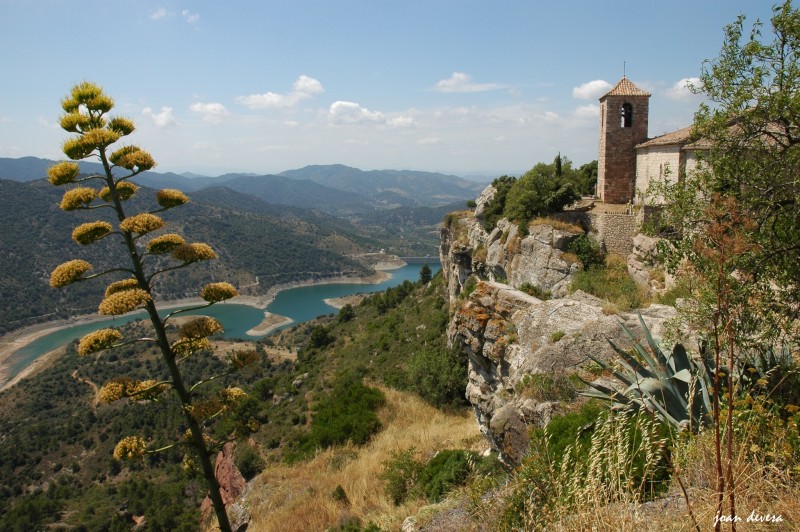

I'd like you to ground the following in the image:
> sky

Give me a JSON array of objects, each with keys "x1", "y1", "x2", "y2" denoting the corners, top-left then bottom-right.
[{"x1": 0, "y1": 1, "x2": 780, "y2": 178}]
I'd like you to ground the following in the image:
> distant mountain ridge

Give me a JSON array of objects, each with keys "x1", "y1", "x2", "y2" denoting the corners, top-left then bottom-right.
[{"x1": 0, "y1": 157, "x2": 486, "y2": 215}]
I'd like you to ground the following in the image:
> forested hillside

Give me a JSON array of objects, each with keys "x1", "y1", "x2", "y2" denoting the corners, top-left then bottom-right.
[{"x1": 0, "y1": 179, "x2": 376, "y2": 333}]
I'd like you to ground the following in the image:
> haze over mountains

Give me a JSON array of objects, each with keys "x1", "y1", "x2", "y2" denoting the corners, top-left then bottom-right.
[{"x1": 0, "y1": 157, "x2": 487, "y2": 216}]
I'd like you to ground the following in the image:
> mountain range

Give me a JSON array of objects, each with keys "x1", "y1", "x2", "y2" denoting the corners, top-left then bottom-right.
[{"x1": 0, "y1": 157, "x2": 487, "y2": 216}]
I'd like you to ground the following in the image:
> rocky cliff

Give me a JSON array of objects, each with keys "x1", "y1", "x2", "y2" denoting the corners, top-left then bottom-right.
[{"x1": 440, "y1": 188, "x2": 676, "y2": 465}]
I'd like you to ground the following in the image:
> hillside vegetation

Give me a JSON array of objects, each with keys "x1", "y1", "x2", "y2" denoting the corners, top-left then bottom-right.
[
  {"x1": 0, "y1": 178, "x2": 376, "y2": 334},
  {"x1": 0, "y1": 273, "x2": 494, "y2": 530}
]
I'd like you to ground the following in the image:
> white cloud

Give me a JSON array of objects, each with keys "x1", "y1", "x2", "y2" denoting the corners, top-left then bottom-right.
[
  {"x1": 143, "y1": 106, "x2": 175, "y2": 128},
  {"x1": 574, "y1": 104, "x2": 599, "y2": 119},
  {"x1": 190, "y1": 102, "x2": 228, "y2": 123},
  {"x1": 665, "y1": 77, "x2": 701, "y2": 101},
  {"x1": 572, "y1": 80, "x2": 612, "y2": 100},
  {"x1": 151, "y1": 8, "x2": 167, "y2": 20},
  {"x1": 182, "y1": 10, "x2": 199, "y2": 24},
  {"x1": 236, "y1": 75, "x2": 325, "y2": 109},
  {"x1": 418, "y1": 137, "x2": 442, "y2": 145},
  {"x1": 434, "y1": 72, "x2": 505, "y2": 93},
  {"x1": 292, "y1": 75, "x2": 324, "y2": 96},
  {"x1": 387, "y1": 115, "x2": 415, "y2": 128},
  {"x1": 328, "y1": 101, "x2": 384, "y2": 125}
]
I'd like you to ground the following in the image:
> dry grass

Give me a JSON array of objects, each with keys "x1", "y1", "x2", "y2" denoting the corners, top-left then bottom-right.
[
  {"x1": 243, "y1": 387, "x2": 484, "y2": 531},
  {"x1": 529, "y1": 217, "x2": 584, "y2": 234},
  {"x1": 546, "y1": 411, "x2": 800, "y2": 531}
]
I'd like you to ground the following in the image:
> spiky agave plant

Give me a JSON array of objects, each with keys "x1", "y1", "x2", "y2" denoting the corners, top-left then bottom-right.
[
  {"x1": 580, "y1": 315, "x2": 713, "y2": 433},
  {"x1": 47, "y1": 82, "x2": 258, "y2": 532}
]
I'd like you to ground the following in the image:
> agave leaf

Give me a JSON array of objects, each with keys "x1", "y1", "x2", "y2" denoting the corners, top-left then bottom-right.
[
  {"x1": 606, "y1": 338, "x2": 656, "y2": 378},
  {"x1": 618, "y1": 319, "x2": 667, "y2": 380},
  {"x1": 643, "y1": 392, "x2": 686, "y2": 428},
  {"x1": 585, "y1": 353, "x2": 636, "y2": 388},
  {"x1": 607, "y1": 338, "x2": 656, "y2": 379},
  {"x1": 577, "y1": 378, "x2": 636, "y2": 406},
  {"x1": 637, "y1": 313, "x2": 671, "y2": 369}
]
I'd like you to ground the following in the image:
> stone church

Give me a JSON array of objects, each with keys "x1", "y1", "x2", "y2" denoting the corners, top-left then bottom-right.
[{"x1": 596, "y1": 77, "x2": 705, "y2": 205}]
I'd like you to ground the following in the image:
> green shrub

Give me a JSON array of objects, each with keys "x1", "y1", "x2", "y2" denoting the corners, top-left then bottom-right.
[
  {"x1": 569, "y1": 255, "x2": 647, "y2": 310},
  {"x1": 549, "y1": 330, "x2": 565, "y2": 343},
  {"x1": 518, "y1": 282, "x2": 551, "y2": 300},
  {"x1": 417, "y1": 450, "x2": 476, "y2": 503},
  {"x1": 566, "y1": 233, "x2": 604, "y2": 269},
  {"x1": 297, "y1": 375, "x2": 385, "y2": 457},
  {"x1": 234, "y1": 444, "x2": 265, "y2": 481},
  {"x1": 516, "y1": 373, "x2": 577, "y2": 403},
  {"x1": 461, "y1": 275, "x2": 479, "y2": 299},
  {"x1": 405, "y1": 348, "x2": 468, "y2": 408},
  {"x1": 379, "y1": 448, "x2": 423, "y2": 505}
]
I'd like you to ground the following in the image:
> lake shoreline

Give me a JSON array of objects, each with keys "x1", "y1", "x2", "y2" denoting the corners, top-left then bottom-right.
[{"x1": 0, "y1": 265, "x2": 401, "y2": 390}]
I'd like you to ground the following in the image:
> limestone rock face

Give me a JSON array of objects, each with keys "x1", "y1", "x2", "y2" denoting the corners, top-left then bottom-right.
[
  {"x1": 627, "y1": 233, "x2": 675, "y2": 295},
  {"x1": 448, "y1": 280, "x2": 676, "y2": 466},
  {"x1": 473, "y1": 184, "x2": 496, "y2": 218},
  {"x1": 439, "y1": 214, "x2": 581, "y2": 301},
  {"x1": 201, "y1": 442, "x2": 248, "y2": 528}
]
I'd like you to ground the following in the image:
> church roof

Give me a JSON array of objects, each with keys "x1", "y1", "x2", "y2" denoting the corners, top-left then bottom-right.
[
  {"x1": 601, "y1": 77, "x2": 651, "y2": 98},
  {"x1": 635, "y1": 125, "x2": 712, "y2": 150}
]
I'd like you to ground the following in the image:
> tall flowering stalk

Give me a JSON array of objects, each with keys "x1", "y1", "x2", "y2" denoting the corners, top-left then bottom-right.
[{"x1": 48, "y1": 82, "x2": 253, "y2": 532}]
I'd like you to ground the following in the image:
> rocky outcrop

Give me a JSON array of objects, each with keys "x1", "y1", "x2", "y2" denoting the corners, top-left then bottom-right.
[
  {"x1": 440, "y1": 206, "x2": 581, "y2": 301},
  {"x1": 201, "y1": 443, "x2": 249, "y2": 529},
  {"x1": 627, "y1": 233, "x2": 676, "y2": 296},
  {"x1": 448, "y1": 280, "x2": 677, "y2": 466}
]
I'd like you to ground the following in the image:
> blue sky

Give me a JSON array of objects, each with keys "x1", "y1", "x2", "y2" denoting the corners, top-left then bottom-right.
[{"x1": 0, "y1": 1, "x2": 778, "y2": 177}]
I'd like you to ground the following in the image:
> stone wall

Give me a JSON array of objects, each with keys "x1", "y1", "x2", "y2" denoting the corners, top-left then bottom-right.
[
  {"x1": 554, "y1": 209, "x2": 644, "y2": 257},
  {"x1": 634, "y1": 145, "x2": 681, "y2": 204}
]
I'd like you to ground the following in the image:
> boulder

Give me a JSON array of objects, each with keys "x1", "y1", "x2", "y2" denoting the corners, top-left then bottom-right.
[{"x1": 448, "y1": 280, "x2": 677, "y2": 466}]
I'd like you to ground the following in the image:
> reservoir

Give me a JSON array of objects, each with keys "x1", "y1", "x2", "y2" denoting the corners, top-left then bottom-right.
[{"x1": 1, "y1": 263, "x2": 440, "y2": 386}]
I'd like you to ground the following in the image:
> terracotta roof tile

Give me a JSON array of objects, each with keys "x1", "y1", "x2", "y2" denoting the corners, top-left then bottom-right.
[{"x1": 602, "y1": 77, "x2": 651, "y2": 98}]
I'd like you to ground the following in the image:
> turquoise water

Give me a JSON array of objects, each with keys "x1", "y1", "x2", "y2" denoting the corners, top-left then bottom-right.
[{"x1": 1, "y1": 263, "x2": 439, "y2": 385}]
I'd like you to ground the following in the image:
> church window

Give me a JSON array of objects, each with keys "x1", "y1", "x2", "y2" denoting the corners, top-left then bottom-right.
[{"x1": 621, "y1": 103, "x2": 633, "y2": 127}]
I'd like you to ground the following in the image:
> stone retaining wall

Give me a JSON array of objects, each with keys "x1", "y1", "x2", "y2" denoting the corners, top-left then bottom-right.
[{"x1": 554, "y1": 209, "x2": 647, "y2": 256}]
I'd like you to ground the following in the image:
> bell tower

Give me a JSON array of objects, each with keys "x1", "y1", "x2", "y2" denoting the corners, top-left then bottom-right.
[{"x1": 596, "y1": 77, "x2": 650, "y2": 204}]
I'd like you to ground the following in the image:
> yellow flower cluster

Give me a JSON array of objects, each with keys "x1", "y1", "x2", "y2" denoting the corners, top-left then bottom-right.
[
  {"x1": 50, "y1": 259, "x2": 92, "y2": 287},
  {"x1": 113, "y1": 435, "x2": 147, "y2": 461},
  {"x1": 219, "y1": 386, "x2": 247, "y2": 408},
  {"x1": 108, "y1": 117, "x2": 135, "y2": 136},
  {"x1": 200, "y1": 282, "x2": 238, "y2": 303},
  {"x1": 105, "y1": 278, "x2": 140, "y2": 297},
  {"x1": 187, "y1": 398, "x2": 222, "y2": 420},
  {"x1": 172, "y1": 242, "x2": 217, "y2": 263},
  {"x1": 72, "y1": 221, "x2": 113, "y2": 245},
  {"x1": 156, "y1": 189, "x2": 189, "y2": 209},
  {"x1": 59, "y1": 112, "x2": 92, "y2": 134},
  {"x1": 98, "y1": 379, "x2": 131, "y2": 403},
  {"x1": 146, "y1": 233, "x2": 185, "y2": 254},
  {"x1": 109, "y1": 145, "x2": 155, "y2": 172},
  {"x1": 61, "y1": 81, "x2": 112, "y2": 114},
  {"x1": 120, "y1": 213, "x2": 164, "y2": 235},
  {"x1": 60, "y1": 187, "x2": 97, "y2": 210},
  {"x1": 171, "y1": 337, "x2": 211, "y2": 358},
  {"x1": 62, "y1": 129, "x2": 121, "y2": 160},
  {"x1": 77, "y1": 328, "x2": 122, "y2": 356},
  {"x1": 129, "y1": 379, "x2": 169, "y2": 402},
  {"x1": 180, "y1": 317, "x2": 223, "y2": 339},
  {"x1": 227, "y1": 349, "x2": 260, "y2": 369},
  {"x1": 47, "y1": 161, "x2": 79, "y2": 185},
  {"x1": 98, "y1": 288, "x2": 151, "y2": 315},
  {"x1": 100, "y1": 181, "x2": 138, "y2": 202}
]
